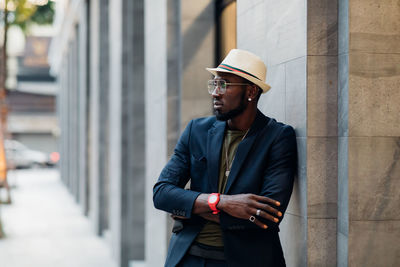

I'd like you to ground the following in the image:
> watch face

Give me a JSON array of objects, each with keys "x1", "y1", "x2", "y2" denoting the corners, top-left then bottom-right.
[{"x1": 209, "y1": 195, "x2": 218, "y2": 203}]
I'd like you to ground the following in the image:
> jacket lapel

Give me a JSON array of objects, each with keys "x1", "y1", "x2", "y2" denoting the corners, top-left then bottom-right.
[
  {"x1": 224, "y1": 111, "x2": 270, "y2": 194},
  {"x1": 207, "y1": 120, "x2": 226, "y2": 192}
]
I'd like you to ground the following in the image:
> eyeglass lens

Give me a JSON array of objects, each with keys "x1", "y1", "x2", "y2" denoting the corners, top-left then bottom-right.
[{"x1": 207, "y1": 80, "x2": 226, "y2": 94}]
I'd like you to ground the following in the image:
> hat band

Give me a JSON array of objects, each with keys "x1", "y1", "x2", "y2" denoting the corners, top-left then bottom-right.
[{"x1": 218, "y1": 63, "x2": 261, "y2": 81}]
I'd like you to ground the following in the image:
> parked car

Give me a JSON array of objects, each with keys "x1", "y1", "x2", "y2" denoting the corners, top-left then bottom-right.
[{"x1": 4, "y1": 139, "x2": 58, "y2": 169}]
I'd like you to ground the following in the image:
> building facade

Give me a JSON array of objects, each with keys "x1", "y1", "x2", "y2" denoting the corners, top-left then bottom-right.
[{"x1": 49, "y1": 0, "x2": 400, "y2": 266}]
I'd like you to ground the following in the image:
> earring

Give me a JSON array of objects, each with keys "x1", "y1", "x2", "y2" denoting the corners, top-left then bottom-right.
[{"x1": 248, "y1": 98, "x2": 252, "y2": 102}]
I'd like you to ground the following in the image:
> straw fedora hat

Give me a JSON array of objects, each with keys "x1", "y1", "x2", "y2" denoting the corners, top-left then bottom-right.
[{"x1": 206, "y1": 49, "x2": 271, "y2": 93}]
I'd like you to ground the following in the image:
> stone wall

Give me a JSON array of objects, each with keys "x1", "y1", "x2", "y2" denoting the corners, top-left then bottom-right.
[
  {"x1": 237, "y1": 0, "x2": 399, "y2": 266},
  {"x1": 237, "y1": 0, "x2": 308, "y2": 265},
  {"x1": 339, "y1": 0, "x2": 400, "y2": 266}
]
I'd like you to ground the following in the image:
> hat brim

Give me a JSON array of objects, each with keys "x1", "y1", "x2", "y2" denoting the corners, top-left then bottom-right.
[{"x1": 206, "y1": 67, "x2": 271, "y2": 93}]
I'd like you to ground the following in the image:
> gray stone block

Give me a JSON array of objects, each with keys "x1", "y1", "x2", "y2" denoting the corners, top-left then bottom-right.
[
  {"x1": 348, "y1": 53, "x2": 400, "y2": 137},
  {"x1": 307, "y1": 137, "x2": 338, "y2": 219},
  {"x1": 349, "y1": 0, "x2": 400, "y2": 54},
  {"x1": 348, "y1": 137, "x2": 400, "y2": 221},
  {"x1": 285, "y1": 56, "x2": 307, "y2": 137},
  {"x1": 286, "y1": 137, "x2": 307, "y2": 217},
  {"x1": 237, "y1": 0, "x2": 306, "y2": 66},
  {"x1": 338, "y1": 0, "x2": 349, "y2": 55},
  {"x1": 236, "y1": 0, "x2": 264, "y2": 16},
  {"x1": 280, "y1": 214, "x2": 307, "y2": 267},
  {"x1": 307, "y1": 0, "x2": 338, "y2": 56},
  {"x1": 348, "y1": 220, "x2": 400, "y2": 266},
  {"x1": 259, "y1": 64, "x2": 285, "y2": 123},
  {"x1": 308, "y1": 218, "x2": 337, "y2": 267},
  {"x1": 307, "y1": 55, "x2": 338, "y2": 137}
]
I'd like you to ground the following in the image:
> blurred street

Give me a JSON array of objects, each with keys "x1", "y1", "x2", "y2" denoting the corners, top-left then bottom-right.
[{"x1": 0, "y1": 169, "x2": 117, "y2": 267}]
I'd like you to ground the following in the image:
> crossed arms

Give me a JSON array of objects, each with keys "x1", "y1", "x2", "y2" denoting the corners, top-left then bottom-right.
[{"x1": 153, "y1": 119, "x2": 297, "y2": 230}]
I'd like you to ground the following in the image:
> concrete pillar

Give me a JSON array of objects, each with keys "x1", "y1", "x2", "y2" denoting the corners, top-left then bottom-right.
[
  {"x1": 88, "y1": 0, "x2": 111, "y2": 236},
  {"x1": 144, "y1": 1, "x2": 168, "y2": 266},
  {"x1": 88, "y1": 0, "x2": 101, "y2": 235},
  {"x1": 237, "y1": 0, "x2": 338, "y2": 266},
  {"x1": 58, "y1": 57, "x2": 68, "y2": 186},
  {"x1": 63, "y1": 55, "x2": 69, "y2": 187},
  {"x1": 109, "y1": 0, "x2": 123, "y2": 262},
  {"x1": 67, "y1": 42, "x2": 73, "y2": 192},
  {"x1": 180, "y1": 0, "x2": 215, "y2": 128},
  {"x1": 109, "y1": 0, "x2": 146, "y2": 266},
  {"x1": 72, "y1": 31, "x2": 80, "y2": 203},
  {"x1": 98, "y1": 0, "x2": 110, "y2": 234},
  {"x1": 167, "y1": 0, "x2": 182, "y2": 157},
  {"x1": 165, "y1": 0, "x2": 183, "y2": 243},
  {"x1": 338, "y1": 0, "x2": 400, "y2": 265},
  {"x1": 306, "y1": 1, "x2": 338, "y2": 266},
  {"x1": 70, "y1": 35, "x2": 78, "y2": 200},
  {"x1": 57, "y1": 59, "x2": 63, "y2": 184},
  {"x1": 78, "y1": 1, "x2": 90, "y2": 216}
]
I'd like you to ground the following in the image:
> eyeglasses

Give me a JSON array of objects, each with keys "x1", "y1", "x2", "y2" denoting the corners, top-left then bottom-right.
[{"x1": 207, "y1": 79, "x2": 250, "y2": 95}]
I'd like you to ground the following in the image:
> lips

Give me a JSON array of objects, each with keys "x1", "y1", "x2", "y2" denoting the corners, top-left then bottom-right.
[{"x1": 213, "y1": 101, "x2": 223, "y2": 109}]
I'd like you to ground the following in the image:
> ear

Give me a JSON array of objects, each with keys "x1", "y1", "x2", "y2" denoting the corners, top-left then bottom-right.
[{"x1": 247, "y1": 84, "x2": 258, "y2": 100}]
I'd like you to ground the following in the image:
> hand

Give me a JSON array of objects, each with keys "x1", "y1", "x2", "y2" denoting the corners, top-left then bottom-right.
[
  {"x1": 218, "y1": 194, "x2": 282, "y2": 229},
  {"x1": 198, "y1": 213, "x2": 220, "y2": 224}
]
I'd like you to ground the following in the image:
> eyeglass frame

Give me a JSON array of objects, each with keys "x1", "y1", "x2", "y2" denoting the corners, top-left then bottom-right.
[{"x1": 207, "y1": 79, "x2": 251, "y2": 95}]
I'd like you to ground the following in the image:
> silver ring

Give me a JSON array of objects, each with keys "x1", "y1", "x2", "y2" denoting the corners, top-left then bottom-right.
[
  {"x1": 256, "y1": 209, "x2": 261, "y2": 216},
  {"x1": 249, "y1": 216, "x2": 256, "y2": 223}
]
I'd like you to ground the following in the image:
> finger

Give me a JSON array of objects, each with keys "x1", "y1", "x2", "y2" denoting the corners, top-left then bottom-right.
[
  {"x1": 251, "y1": 207, "x2": 280, "y2": 223},
  {"x1": 253, "y1": 194, "x2": 281, "y2": 207},
  {"x1": 254, "y1": 202, "x2": 282, "y2": 217},
  {"x1": 251, "y1": 217, "x2": 268, "y2": 229}
]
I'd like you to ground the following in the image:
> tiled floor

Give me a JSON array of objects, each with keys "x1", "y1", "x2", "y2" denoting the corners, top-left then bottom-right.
[{"x1": 0, "y1": 169, "x2": 117, "y2": 267}]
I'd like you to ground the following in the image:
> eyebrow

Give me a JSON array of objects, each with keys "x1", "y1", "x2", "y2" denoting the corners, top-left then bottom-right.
[
  {"x1": 213, "y1": 77, "x2": 230, "y2": 82},
  {"x1": 215, "y1": 77, "x2": 231, "y2": 82}
]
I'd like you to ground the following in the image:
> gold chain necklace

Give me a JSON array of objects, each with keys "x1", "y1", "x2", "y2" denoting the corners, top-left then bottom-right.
[{"x1": 224, "y1": 128, "x2": 250, "y2": 177}]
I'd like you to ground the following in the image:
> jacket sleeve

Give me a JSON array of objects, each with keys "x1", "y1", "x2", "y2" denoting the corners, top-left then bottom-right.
[
  {"x1": 219, "y1": 125, "x2": 297, "y2": 231},
  {"x1": 153, "y1": 120, "x2": 201, "y2": 219}
]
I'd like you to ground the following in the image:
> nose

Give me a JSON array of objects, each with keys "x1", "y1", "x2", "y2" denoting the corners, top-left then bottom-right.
[{"x1": 211, "y1": 86, "x2": 222, "y2": 97}]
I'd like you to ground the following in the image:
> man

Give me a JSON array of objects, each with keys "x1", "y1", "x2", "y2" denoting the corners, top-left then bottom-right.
[{"x1": 153, "y1": 49, "x2": 297, "y2": 267}]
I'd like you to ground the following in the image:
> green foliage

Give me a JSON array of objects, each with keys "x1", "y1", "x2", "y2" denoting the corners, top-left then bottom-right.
[
  {"x1": 28, "y1": 1, "x2": 54, "y2": 25},
  {"x1": 10, "y1": 0, "x2": 37, "y2": 31},
  {"x1": 1, "y1": 0, "x2": 54, "y2": 33}
]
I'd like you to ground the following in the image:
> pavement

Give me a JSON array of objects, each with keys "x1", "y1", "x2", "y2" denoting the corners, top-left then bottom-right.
[{"x1": 0, "y1": 169, "x2": 117, "y2": 267}]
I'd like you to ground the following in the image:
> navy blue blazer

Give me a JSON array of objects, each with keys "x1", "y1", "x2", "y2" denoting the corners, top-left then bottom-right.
[{"x1": 153, "y1": 110, "x2": 297, "y2": 267}]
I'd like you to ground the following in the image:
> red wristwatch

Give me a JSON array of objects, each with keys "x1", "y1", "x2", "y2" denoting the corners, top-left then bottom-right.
[{"x1": 208, "y1": 193, "x2": 220, "y2": 214}]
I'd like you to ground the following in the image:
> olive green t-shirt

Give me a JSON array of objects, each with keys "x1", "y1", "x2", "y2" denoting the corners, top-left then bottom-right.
[{"x1": 195, "y1": 128, "x2": 247, "y2": 247}]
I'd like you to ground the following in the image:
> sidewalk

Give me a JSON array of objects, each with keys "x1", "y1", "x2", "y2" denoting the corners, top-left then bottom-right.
[{"x1": 0, "y1": 169, "x2": 117, "y2": 267}]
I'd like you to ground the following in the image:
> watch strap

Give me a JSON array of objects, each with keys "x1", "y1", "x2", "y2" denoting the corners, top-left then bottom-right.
[{"x1": 208, "y1": 193, "x2": 220, "y2": 214}]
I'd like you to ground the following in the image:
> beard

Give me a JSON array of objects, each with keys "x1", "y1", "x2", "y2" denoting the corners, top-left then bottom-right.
[{"x1": 214, "y1": 90, "x2": 247, "y2": 121}]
